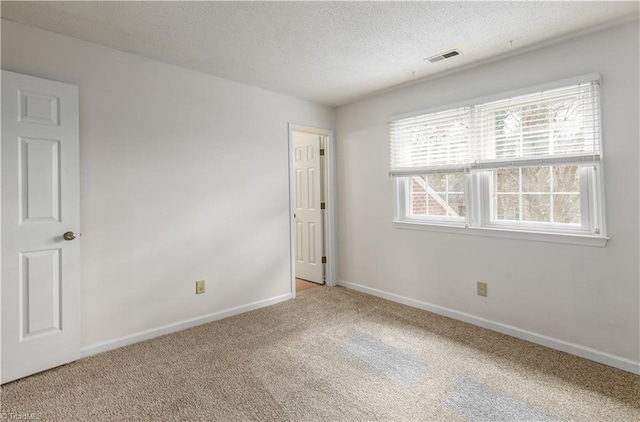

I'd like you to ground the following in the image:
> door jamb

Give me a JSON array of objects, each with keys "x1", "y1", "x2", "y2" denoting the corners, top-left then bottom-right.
[{"x1": 288, "y1": 124, "x2": 337, "y2": 298}]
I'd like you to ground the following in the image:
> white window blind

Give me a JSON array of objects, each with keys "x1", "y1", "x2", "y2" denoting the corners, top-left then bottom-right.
[
  {"x1": 389, "y1": 107, "x2": 471, "y2": 176},
  {"x1": 389, "y1": 77, "x2": 601, "y2": 176}
]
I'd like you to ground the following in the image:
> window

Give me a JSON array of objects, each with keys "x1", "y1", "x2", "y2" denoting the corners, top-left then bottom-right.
[
  {"x1": 492, "y1": 166, "x2": 581, "y2": 224},
  {"x1": 390, "y1": 74, "x2": 606, "y2": 245}
]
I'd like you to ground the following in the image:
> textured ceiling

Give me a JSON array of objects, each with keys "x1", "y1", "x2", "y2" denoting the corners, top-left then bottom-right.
[{"x1": 1, "y1": 1, "x2": 638, "y2": 107}]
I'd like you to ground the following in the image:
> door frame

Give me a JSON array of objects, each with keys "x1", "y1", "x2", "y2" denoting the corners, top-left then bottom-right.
[{"x1": 288, "y1": 124, "x2": 337, "y2": 297}]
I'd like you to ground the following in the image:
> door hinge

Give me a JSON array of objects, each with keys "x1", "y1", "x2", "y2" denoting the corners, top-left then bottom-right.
[
  {"x1": 321, "y1": 202, "x2": 326, "y2": 210},
  {"x1": 320, "y1": 149, "x2": 325, "y2": 156},
  {"x1": 322, "y1": 256, "x2": 327, "y2": 264}
]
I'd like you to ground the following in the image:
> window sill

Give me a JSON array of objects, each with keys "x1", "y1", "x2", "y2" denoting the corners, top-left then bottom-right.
[{"x1": 392, "y1": 220, "x2": 609, "y2": 247}]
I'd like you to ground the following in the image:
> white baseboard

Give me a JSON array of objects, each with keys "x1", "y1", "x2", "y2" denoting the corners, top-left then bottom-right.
[
  {"x1": 81, "y1": 293, "x2": 293, "y2": 358},
  {"x1": 338, "y1": 280, "x2": 640, "y2": 375}
]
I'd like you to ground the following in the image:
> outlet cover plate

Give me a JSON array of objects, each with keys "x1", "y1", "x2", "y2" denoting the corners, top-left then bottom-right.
[
  {"x1": 196, "y1": 280, "x2": 206, "y2": 295},
  {"x1": 477, "y1": 281, "x2": 488, "y2": 297}
]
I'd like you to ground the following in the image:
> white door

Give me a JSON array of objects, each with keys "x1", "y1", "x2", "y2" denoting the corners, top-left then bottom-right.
[
  {"x1": 294, "y1": 132, "x2": 323, "y2": 284},
  {"x1": 1, "y1": 71, "x2": 81, "y2": 384}
]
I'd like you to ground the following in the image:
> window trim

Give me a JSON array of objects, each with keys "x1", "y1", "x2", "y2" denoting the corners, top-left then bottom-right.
[{"x1": 392, "y1": 219, "x2": 609, "y2": 247}]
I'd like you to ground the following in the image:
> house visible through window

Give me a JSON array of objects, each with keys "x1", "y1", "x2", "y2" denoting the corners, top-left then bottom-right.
[
  {"x1": 390, "y1": 74, "x2": 606, "y2": 242},
  {"x1": 409, "y1": 174, "x2": 466, "y2": 219}
]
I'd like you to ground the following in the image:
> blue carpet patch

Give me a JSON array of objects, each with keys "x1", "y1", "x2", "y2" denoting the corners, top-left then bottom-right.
[
  {"x1": 444, "y1": 378, "x2": 557, "y2": 422},
  {"x1": 339, "y1": 334, "x2": 427, "y2": 385}
]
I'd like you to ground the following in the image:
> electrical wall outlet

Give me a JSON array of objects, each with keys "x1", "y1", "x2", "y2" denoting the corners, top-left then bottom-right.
[
  {"x1": 196, "y1": 280, "x2": 206, "y2": 295},
  {"x1": 477, "y1": 281, "x2": 488, "y2": 297}
]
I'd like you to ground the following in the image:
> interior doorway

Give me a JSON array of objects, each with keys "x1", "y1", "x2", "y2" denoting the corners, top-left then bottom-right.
[{"x1": 288, "y1": 125, "x2": 336, "y2": 296}]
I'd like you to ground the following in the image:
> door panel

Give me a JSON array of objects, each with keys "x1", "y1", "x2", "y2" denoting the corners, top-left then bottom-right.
[
  {"x1": 294, "y1": 132, "x2": 323, "y2": 284},
  {"x1": 21, "y1": 137, "x2": 61, "y2": 222},
  {"x1": 2, "y1": 71, "x2": 80, "y2": 384},
  {"x1": 21, "y1": 249, "x2": 62, "y2": 337}
]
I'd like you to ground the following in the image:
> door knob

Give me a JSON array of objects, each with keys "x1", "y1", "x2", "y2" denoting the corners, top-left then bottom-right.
[{"x1": 63, "y1": 231, "x2": 76, "y2": 241}]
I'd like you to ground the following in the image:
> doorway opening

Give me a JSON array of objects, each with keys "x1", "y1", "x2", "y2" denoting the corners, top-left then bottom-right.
[{"x1": 288, "y1": 124, "x2": 336, "y2": 297}]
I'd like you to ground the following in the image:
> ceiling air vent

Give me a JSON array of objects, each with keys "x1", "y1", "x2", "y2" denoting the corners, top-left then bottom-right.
[{"x1": 425, "y1": 49, "x2": 461, "y2": 63}]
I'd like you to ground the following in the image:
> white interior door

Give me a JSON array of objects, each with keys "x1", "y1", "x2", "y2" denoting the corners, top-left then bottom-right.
[
  {"x1": 1, "y1": 71, "x2": 81, "y2": 384},
  {"x1": 294, "y1": 132, "x2": 323, "y2": 284}
]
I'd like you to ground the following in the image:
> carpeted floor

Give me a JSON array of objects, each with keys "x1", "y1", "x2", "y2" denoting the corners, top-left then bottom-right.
[{"x1": 1, "y1": 286, "x2": 639, "y2": 421}]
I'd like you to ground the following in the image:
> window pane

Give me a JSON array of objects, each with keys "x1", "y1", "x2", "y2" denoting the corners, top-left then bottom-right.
[
  {"x1": 408, "y1": 175, "x2": 466, "y2": 219},
  {"x1": 448, "y1": 173, "x2": 466, "y2": 192},
  {"x1": 522, "y1": 166, "x2": 550, "y2": 193},
  {"x1": 495, "y1": 194, "x2": 519, "y2": 221},
  {"x1": 426, "y1": 174, "x2": 446, "y2": 192},
  {"x1": 553, "y1": 165, "x2": 580, "y2": 192},
  {"x1": 448, "y1": 194, "x2": 467, "y2": 217},
  {"x1": 553, "y1": 194, "x2": 581, "y2": 224},
  {"x1": 410, "y1": 178, "x2": 427, "y2": 215},
  {"x1": 427, "y1": 193, "x2": 448, "y2": 216},
  {"x1": 522, "y1": 194, "x2": 551, "y2": 222},
  {"x1": 496, "y1": 168, "x2": 519, "y2": 192},
  {"x1": 492, "y1": 166, "x2": 581, "y2": 225}
]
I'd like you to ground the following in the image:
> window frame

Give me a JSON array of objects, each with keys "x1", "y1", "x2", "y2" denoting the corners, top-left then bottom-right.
[
  {"x1": 397, "y1": 174, "x2": 468, "y2": 227},
  {"x1": 477, "y1": 164, "x2": 598, "y2": 235},
  {"x1": 391, "y1": 74, "x2": 608, "y2": 247}
]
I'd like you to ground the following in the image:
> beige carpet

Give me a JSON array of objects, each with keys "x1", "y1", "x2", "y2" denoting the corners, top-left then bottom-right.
[{"x1": 1, "y1": 286, "x2": 638, "y2": 421}]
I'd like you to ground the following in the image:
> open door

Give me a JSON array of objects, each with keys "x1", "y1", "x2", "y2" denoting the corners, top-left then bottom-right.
[
  {"x1": 293, "y1": 132, "x2": 324, "y2": 284},
  {"x1": 1, "y1": 71, "x2": 81, "y2": 383}
]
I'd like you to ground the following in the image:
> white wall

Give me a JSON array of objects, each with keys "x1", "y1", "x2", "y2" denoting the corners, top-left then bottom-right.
[
  {"x1": 1, "y1": 20, "x2": 334, "y2": 349},
  {"x1": 336, "y1": 21, "x2": 639, "y2": 370}
]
